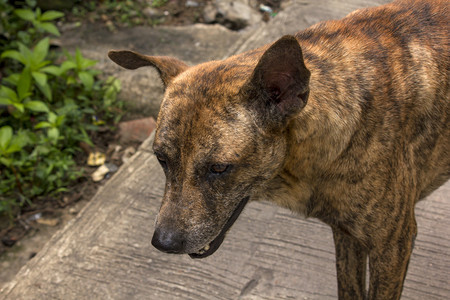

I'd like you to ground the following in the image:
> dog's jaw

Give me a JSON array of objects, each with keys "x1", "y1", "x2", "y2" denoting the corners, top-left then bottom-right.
[{"x1": 189, "y1": 196, "x2": 250, "y2": 259}]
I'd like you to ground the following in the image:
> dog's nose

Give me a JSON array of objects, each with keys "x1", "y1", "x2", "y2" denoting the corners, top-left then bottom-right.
[{"x1": 151, "y1": 227, "x2": 186, "y2": 254}]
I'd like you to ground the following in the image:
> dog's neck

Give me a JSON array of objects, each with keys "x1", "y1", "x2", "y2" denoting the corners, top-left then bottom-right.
[{"x1": 264, "y1": 47, "x2": 364, "y2": 216}]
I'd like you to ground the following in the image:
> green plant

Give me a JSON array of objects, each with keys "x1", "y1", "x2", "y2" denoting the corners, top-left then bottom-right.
[
  {"x1": 66, "y1": 0, "x2": 158, "y2": 31},
  {"x1": 0, "y1": 0, "x2": 63, "y2": 50},
  {"x1": 14, "y1": 7, "x2": 64, "y2": 36},
  {"x1": 0, "y1": 1, "x2": 122, "y2": 221},
  {"x1": 151, "y1": 0, "x2": 168, "y2": 8}
]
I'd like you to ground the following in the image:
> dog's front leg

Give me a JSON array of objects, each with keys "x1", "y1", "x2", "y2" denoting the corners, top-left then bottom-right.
[
  {"x1": 367, "y1": 216, "x2": 417, "y2": 300},
  {"x1": 333, "y1": 228, "x2": 368, "y2": 300}
]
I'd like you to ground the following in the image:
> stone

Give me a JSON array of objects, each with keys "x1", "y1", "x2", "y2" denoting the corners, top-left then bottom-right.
[
  {"x1": 203, "y1": 0, "x2": 262, "y2": 30},
  {"x1": 203, "y1": 2, "x2": 217, "y2": 23},
  {"x1": 91, "y1": 163, "x2": 118, "y2": 182},
  {"x1": 91, "y1": 165, "x2": 110, "y2": 182},
  {"x1": 143, "y1": 7, "x2": 166, "y2": 19},
  {"x1": 185, "y1": 0, "x2": 200, "y2": 7},
  {"x1": 118, "y1": 117, "x2": 156, "y2": 143},
  {"x1": 121, "y1": 146, "x2": 136, "y2": 164}
]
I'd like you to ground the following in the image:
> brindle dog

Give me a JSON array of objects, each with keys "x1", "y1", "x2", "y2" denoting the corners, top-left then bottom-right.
[{"x1": 108, "y1": 0, "x2": 449, "y2": 298}]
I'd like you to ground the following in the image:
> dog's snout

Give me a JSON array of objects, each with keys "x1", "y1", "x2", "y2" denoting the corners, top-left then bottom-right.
[{"x1": 151, "y1": 227, "x2": 186, "y2": 254}]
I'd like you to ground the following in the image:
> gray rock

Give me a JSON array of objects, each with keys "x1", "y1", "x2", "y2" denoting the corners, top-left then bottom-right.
[
  {"x1": 226, "y1": 0, "x2": 391, "y2": 56},
  {"x1": 203, "y1": 0, "x2": 262, "y2": 30},
  {"x1": 185, "y1": 0, "x2": 200, "y2": 7},
  {"x1": 142, "y1": 7, "x2": 166, "y2": 19},
  {"x1": 203, "y1": 2, "x2": 218, "y2": 23}
]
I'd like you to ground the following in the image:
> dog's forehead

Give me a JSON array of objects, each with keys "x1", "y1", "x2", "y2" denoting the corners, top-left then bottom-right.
[
  {"x1": 154, "y1": 61, "x2": 253, "y2": 150},
  {"x1": 174, "y1": 61, "x2": 249, "y2": 98},
  {"x1": 156, "y1": 101, "x2": 249, "y2": 151},
  {"x1": 158, "y1": 61, "x2": 249, "y2": 132}
]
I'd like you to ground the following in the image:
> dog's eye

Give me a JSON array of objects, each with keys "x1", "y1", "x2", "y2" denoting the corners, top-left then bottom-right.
[
  {"x1": 210, "y1": 164, "x2": 230, "y2": 175},
  {"x1": 155, "y1": 154, "x2": 168, "y2": 169}
]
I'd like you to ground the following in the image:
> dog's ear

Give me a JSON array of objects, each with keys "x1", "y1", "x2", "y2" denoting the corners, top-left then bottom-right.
[
  {"x1": 242, "y1": 35, "x2": 310, "y2": 129},
  {"x1": 108, "y1": 50, "x2": 188, "y2": 87}
]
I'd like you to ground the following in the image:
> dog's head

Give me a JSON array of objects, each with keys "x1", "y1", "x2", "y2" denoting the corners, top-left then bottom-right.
[{"x1": 109, "y1": 35, "x2": 310, "y2": 258}]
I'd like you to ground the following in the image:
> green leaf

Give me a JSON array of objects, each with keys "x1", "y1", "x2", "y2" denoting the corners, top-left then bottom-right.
[
  {"x1": 35, "y1": 7, "x2": 41, "y2": 18},
  {"x1": 0, "y1": 86, "x2": 19, "y2": 103},
  {"x1": 6, "y1": 143, "x2": 21, "y2": 154},
  {"x1": 47, "y1": 112, "x2": 57, "y2": 123},
  {"x1": 63, "y1": 49, "x2": 74, "y2": 61},
  {"x1": 25, "y1": 0, "x2": 37, "y2": 7},
  {"x1": 14, "y1": 9, "x2": 35, "y2": 22},
  {"x1": 32, "y1": 145, "x2": 51, "y2": 157},
  {"x1": 53, "y1": 187, "x2": 68, "y2": 193},
  {"x1": 4, "y1": 73, "x2": 20, "y2": 86},
  {"x1": 40, "y1": 84, "x2": 52, "y2": 101},
  {"x1": 41, "y1": 65, "x2": 61, "y2": 76},
  {"x1": 1, "y1": 50, "x2": 26, "y2": 64},
  {"x1": 0, "y1": 157, "x2": 12, "y2": 167},
  {"x1": 34, "y1": 78, "x2": 52, "y2": 101},
  {"x1": 32, "y1": 71, "x2": 47, "y2": 87},
  {"x1": 79, "y1": 127, "x2": 94, "y2": 146},
  {"x1": 17, "y1": 31, "x2": 31, "y2": 45},
  {"x1": 66, "y1": 76, "x2": 76, "y2": 85},
  {"x1": 12, "y1": 102, "x2": 25, "y2": 113},
  {"x1": 0, "y1": 98, "x2": 13, "y2": 105},
  {"x1": 57, "y1": 102, "x2": 78, "y2": 117},
  {"x1": 75, "y1": 49, "x2": 97, "y2": 69},
  {"x1": 17, "y1": 69, "x2": 32, "y2": 100},
  {"x1": 25, "y1": 100, "x2": 49, "y2": 113},
  {"x1": 111, "y1": 77, "x2": 121, "y2": 91},
  {"x1": 81, "y1": 107, "x2": 95, "y2": 114},
  {"x1": 39, "y1": 10, "x2": 64, "y2": 21},
  {"x1": 0, "y1": 126, "x2": 13, "y2": 151},
  {"x1": 32, "y1": 37, "x2": 49, "y2": 65},
  {"x1": 34, "y1": 121, "x2": 52, "y2": 129},
  {"x1": 60, "y1": 60, "x2": 77, "y2": 73},
  {"x1": 13, "y1": 130, "x2": 31, "y2": 148},
  {"x1": 81, "y1": 59, "x2": 97, "y2": 69},
  {"x1": 48, "y1": 127, "x2": 59, "y2": 141},
  {"x1": 18, "y1": 43, "x2": 33, "y2": 65},
  {"x1": 55, "y1": 115, "x2": 65, "y2": 127},
  {"x1": 75, "y1": 48, "x2": 83, "y2": 69},
  {"x1": 81, "y1": 58, "x2": 97, "y2": 72},
  {"x1": 78, "y1": 71, "x2": 94, "y2": 90},
  {"x1": 37, "y1": 22, "x2": 60, "y2": 36},
  {"x1": 36, "y1": 60, "x2": 51, "y2": 70}
]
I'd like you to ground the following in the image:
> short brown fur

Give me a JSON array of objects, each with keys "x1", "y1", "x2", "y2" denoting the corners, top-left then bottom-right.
[{"x1": 109, "y1": 0, "x2": 449, "y2": 298}]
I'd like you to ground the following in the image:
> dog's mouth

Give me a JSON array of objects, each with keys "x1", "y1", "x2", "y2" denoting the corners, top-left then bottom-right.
[{"x1": 189, "y1": 196, "x2": 249, "y2": 259}]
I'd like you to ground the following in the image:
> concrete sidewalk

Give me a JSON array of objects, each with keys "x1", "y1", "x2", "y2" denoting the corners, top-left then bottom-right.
[{"x1": 1, "y1": 1, "x2": 449, "y2": 299}]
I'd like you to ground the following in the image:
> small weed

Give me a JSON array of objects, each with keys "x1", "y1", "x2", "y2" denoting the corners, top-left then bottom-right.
[
  {"x1": 66, "y1": 0, "x2": 159, "y2": 31},
  {"x1": 151, "y1": 0, "x2": 168, "y2": 8}
]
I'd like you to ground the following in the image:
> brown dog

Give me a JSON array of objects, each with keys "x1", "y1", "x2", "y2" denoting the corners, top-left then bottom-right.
[{"x1": 108, "y1": 0, "x2": 449, "y2": 298}]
